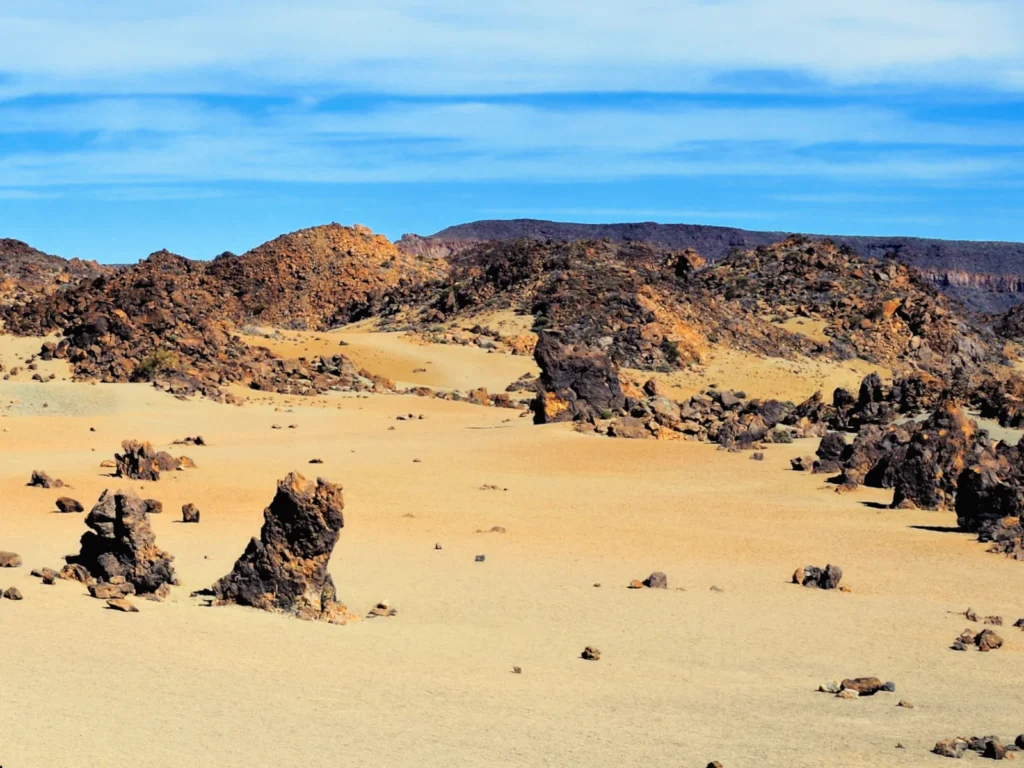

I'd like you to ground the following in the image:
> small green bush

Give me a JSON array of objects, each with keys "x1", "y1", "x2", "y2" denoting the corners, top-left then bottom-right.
[
  {"x1": 135, "y1": 349, "x2": 180, "y2": 380},
  {"x1": 772, "y1": 429, "x2": 794, "y2": 444}
]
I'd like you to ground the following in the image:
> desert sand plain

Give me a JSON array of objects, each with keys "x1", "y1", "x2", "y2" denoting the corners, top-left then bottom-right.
[{"x1": 2, "y1": 328, "x2": 1022, "y2": 768}]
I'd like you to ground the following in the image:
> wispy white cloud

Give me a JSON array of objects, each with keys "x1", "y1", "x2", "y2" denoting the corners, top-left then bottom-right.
[{"x1": 0, "y1": 1, "x2": 1022, "y2": 96}]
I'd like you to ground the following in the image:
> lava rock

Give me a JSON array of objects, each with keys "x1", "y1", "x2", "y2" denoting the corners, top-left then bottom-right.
[
  {"x1": 56, "y1": 497, "x2": 84, "y2": 514},
  {"x1": 210, "y1": 472, "x2": 352, "y2": 624},
  {"x1": 65, "y1": 488, "x2": 178, "y2": 596}
]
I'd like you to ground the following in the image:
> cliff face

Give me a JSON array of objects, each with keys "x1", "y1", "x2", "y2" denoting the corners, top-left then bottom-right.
[{"x1": 406, "y1": 220, "x2": 1024, "y2": 312}]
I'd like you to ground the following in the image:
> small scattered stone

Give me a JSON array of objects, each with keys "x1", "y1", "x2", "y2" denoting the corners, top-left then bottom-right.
[
  {"x1": 309, "y1": 458, "x2": 323, "y2": 464},
  {"x1": 836, "y1": 689, "x2": 859, "y2": 699},
  {"x1": 984, "y1": 738, "x2": 1007, "y2": 760},
  {"x1": 31, "y1": 567, "x2": 58, "y2": 584},
  {"x1": 367, "y1": 600, "x2": 397, "y2": 618},
  {"x1": 882, "y1": 681, "x2": 896, "y2": 692},
  {"x1": 412, "y1": 458, "x2": 422, "y2": 463},
  {"x1": 985, "y1": 615, "x2": 1004, "y2": 626},
  {"x1": 933, "y1": 738, "x2": 968, "y2": 758},
  {"x1": 628, "y1": 579, "x2": 644, "y2": 589},
  {"x1": 106, "y1": 598, "x2": 138, "y2": 612},
  {"x1": 0, "y1": 551, "x2": 22, "y2": 568},
  {"x1": 751, "y1": 452, "x2": 764, "y2": 461},
  {"x1": 89, "y1": 582, "x2": 135, "y2": 599},
  {"x1": 181, "y1": 503, "x2": 201, "y2": 523},
  {"x1": 512, "y1": 666, "x2": 522, "y2": 674},
  {"x1": 271, "y1": 424, "x2": 282, "y2": 429},
  {"x1": 644, "y1": 571, "x2": 668, "y2": 589},
  {"x1": 4, "y1": 586, "x2": 23, "y2": 600},
  {"x1": 952, "y1": 628, "x2": 975, "y2": 651},
  {"x1": 841, "y1": 677, "x2": 884, "y2": 696},
  {"x1": 474, "y1": 554, "x2": 485, "y2": 562},
  {"x1": 99, "y1": 459, "x2": 116, "y2": 468},
  {"x1": 897, "y1": 700, "x2": 913, "y2": 709},
  {"x1": 59, "y1": 563, "x2": 93, "y2": 584},
  {"x1": 581, "y1": 646, "x2": 601, "y2": 661},
  {"x1": 28, "y1": 470, "x2": 63, "y2": 488},
  {"x1": 818, "y1": 680, "x2": 841, "y2": 693},
  {"x1": 434, "y1": 543, "x2": 442, "y2": 550},
  {"x1": 976, "y1": 629, "x2": 1004, "y2": 652},
  {"x1": 56, "y1": 497, "x2": 84, "y2": 513},
  {"x1": 710, "y1": 585, "x2": 724, "y2": 592}
]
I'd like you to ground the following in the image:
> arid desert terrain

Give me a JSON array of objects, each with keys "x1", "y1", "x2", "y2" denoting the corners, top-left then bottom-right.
[{"x1": 2, "y1": 227, "x2": 1024, "y2": 767}]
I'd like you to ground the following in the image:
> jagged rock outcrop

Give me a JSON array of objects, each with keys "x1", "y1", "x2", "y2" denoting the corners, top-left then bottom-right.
[
  {"x1": 65, "y1": 489, "x2": 178, "y2": 596},
  {"x1": 210, "y1": 472, "x2": 352, "y2": 624},
  {"x1": 115, "y1": 440, "x2": 162, "y2": 480},
  {"x1": 829, "y1": 400, "x2": 984, "y2": 510},
  {"x1": 532, "y1": 331, "x2": 625, "y2": 423}
]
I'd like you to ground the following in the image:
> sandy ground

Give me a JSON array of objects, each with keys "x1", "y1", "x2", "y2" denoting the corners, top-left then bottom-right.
[
  {"x1": 243, "y1": 327, "x2": 539, "y2": 393},
  {"x1": 625, "y1": 347, "x2": 889, "y2": 403},
  {"x1": 1, "y1": 335, "x2": 1023, "y2": 768}
]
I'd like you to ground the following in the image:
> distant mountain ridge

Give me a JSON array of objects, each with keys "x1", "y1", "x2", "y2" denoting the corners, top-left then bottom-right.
[{"x1": 399, "y1": 219, "x2": 1024, "y2": 312}]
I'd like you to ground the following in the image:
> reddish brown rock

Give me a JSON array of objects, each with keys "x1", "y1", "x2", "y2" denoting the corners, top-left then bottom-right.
[
  {"x1": 840, "y1": 677, "x2": 884, "y2": 696},
  {"x1": 0, "y1": 551, "x2": 22, "y2": 568},
  {"x1": 56, "y1": 497, "x2": 84, "y2": 514},
  {"x1": 181, "y1": 503, "x2": 200, "y2": 524}
]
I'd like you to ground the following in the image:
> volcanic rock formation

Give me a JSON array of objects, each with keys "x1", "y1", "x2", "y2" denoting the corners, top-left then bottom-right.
[
  {"x1": 65, "y1": 489, "x2": 178, "y2": 596},
  {"x1": 210, "y1": 472, "x2": 352, "y2": 624}
]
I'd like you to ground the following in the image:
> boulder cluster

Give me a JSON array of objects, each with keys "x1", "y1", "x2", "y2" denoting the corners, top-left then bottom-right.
[
  {"x1": 933, "y1": 735, "x2": 1024, "y2": 760},
  {"x1": 114, "y1": 439, "x2": 196, "y2": 481}
]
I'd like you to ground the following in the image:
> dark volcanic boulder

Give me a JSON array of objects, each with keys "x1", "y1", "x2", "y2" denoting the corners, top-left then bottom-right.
[
  {"x1": 532, "y1": 330, "x2": 625, "y2": 424},
  {"x1": 56, "y1": 497, "x2": 84, "y2": 514},
  {"x1": 793, "y1": 564, "x2": 843, "y2": 590},
  {"x1": 815, "y1": 431, "x2": 847, "y2": 473},
  {"x1": 28, "y1": 470, "x2": 63, "y2": 489},
  {"x1": 115, "y1": 439, "x2": 161, "y2": 481},
  {"x1": 65, "y1": 489, "x2": 178, "y2": 595},
  {"x1": 211, "y1": 472, "x2": 352, "y2": 624},
  {"x1": 181, "y1": 503, "x2": 200, "y2": 523},
  {"x1": 890, "y1": 400, "x2": 980, "y2": 509}
]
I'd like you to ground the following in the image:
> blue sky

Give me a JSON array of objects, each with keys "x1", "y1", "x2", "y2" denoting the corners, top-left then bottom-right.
[{"x1": 1, "y1": 1, "x2": 1024, "y2": 263}]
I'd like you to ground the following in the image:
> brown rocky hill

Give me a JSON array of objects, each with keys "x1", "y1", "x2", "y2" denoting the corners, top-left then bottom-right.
[
  {"x1": 399, "y1": 219, "x2": 1024, "y2": 312},
  {"x1": 0, "y1": 247, "x2": 387, "y2": 401},
  {"x1": 207, "y1": 223, "x2": 443, "y2": 330},
  {"x1": 0, "y1": 238, "x2": 109, "y2": 308},
  {"x1": 389, "y1": 235, "x2": 994, "y2": 378}
]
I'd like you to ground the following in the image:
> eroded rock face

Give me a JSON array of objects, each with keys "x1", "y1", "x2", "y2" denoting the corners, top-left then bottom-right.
[
  {"x1": 211, "y1": 472, "x2": 352, "y2": 624},
  {"x1": 115, "y1": 440, "x2": 162, "y2": 481},
  {"x1": 532, "y1": 330, "x2": 625, "y2": 424},
  {"x1": 65, "y1": 489, "x2": 178, "y2": 595}
]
